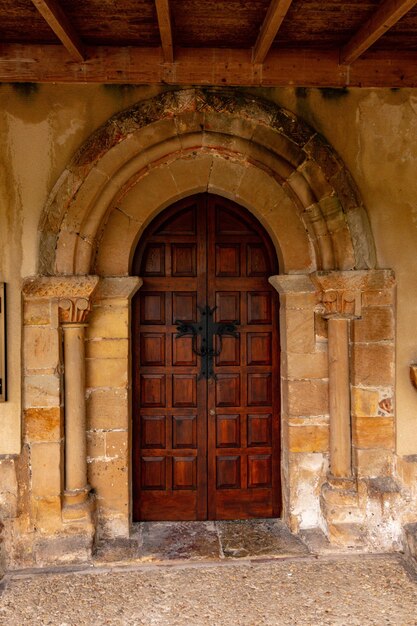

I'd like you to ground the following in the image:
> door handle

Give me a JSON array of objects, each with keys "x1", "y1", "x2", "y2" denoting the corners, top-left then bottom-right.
[
  {"x1": 209, "y1": 409, "x2": 216, "y2": 416},
  {"x1": 175, "y1": 305, "x2": 238, "y2": 380}
]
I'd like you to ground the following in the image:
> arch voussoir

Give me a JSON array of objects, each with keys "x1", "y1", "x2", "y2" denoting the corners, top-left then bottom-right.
[{"x1": 38, "y1": 89, "x2": 375, "y2": 277}]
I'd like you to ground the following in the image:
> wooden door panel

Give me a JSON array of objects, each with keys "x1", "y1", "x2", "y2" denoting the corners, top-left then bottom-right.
[
  {"x1": 172, "y1": 415, "x2": 197, "y2": 449},
  {"x1": 171, "y1": 244, "x2": 197, "y2": 277},
  {"x1": 215, "y1": 292, "x2": 240, "y2": 323},
  {"x1": 141, "y1": 415, "x2": 166, "y2": 449},
  {"x1": 247, "y1": 373, "x2": 272, "y2": 406},
  {"x1": 132, "y1": 194, "x2": 280, "y2": 521},
  {"x1": 247, "y1": 414, "x2": 272, "y2": 447},
  {"x1": 247, "y1": 292, "x2": 272, "y2": 324},
  {"x1": 215, "y1": 374, "x2": 240, "y2": 407},
  {"x1": 140, "y1": 333, "x2": 166, "y2": 366},
  {"x1": 216, "y1": 414, "x2": 241, "y2": 448},
  {"x1": 172, "y1": 336, "x2": 196, "y2": 366},
  {"x1": 248, "y1": 454, "x2": 272, "y2": 488},
  {"x1": 247, "y1": 333, "x2": 272, "y2": 366},
  {"x1": 140, "y1": 374, "x2": 166, "y2": 407},
  {"x1": 142, "y1": 243, "x2": 165, "y2": 276},
  {"x1": 172, "y1": 456, "x2": 197, "y2": 490},
  {"x1": 172, "y1": 292, "x2": 197, "y2": 322},
  {"x1": 172, "y1": 374, "x2": 197, "y2": 407},
  {"x1": 215, "y1": 244, "x2": 241, "y2": 276},
  {"x1": 141, "y1": 457, "x2": 166, "y2": 490},
  {"x1": 140, "y1": 292, "x2": 166, "y2": 325}
]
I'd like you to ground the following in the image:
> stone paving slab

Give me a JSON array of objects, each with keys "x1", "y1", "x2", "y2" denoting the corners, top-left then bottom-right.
[
  {"x1": 1, "y1": 555, "x2": 417, "y2": 625},
  {"x1": 94, "y1": 519, "x2": 309, "y2": 564}
]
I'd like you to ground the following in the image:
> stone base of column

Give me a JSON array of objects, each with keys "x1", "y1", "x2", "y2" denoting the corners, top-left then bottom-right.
[
  {"x1": 62, "y1": 487, "x2": 95, "y2": 523},
  {"x1": 321, "y1": 478, "x2": 366, "y2": 547}
]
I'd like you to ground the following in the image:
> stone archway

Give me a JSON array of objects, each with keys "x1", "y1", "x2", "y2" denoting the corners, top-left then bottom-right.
[
  {"x1": 21, "y1": 89, "x2": 398, "y2": 559},
  {"x1": 38, "y1": 88, "x2": 375, "y2": 277}
]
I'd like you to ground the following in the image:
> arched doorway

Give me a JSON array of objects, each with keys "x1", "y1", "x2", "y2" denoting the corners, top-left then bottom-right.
[{"x1": 131, "y1": 193, "x2": 280, "y2": 521}]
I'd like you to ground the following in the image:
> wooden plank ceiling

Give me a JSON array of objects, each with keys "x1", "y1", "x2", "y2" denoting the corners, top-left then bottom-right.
[{"x1": 1, "y1": 0, "x2": 417, "y2": 86}]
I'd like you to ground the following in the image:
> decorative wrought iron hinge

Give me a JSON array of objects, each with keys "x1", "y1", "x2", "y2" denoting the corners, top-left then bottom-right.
[{"x1": 175, "y1": 305, "x2": 238, "y2": 380}]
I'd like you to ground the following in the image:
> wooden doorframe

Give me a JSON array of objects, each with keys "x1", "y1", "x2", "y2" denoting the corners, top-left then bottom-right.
[{"x1": 131, "y1": 192, "x2": 281, "y2": 521}]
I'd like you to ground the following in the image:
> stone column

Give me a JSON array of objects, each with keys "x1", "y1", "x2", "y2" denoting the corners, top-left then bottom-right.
[
  {"x1": 57, "y1": 279, "x2": 100, "y2": 517},
  {"x1": 313, "y1": 277, "x2": 362, "y2": 480},
  {"x1": 326, "y1": 316, "x2": 352, "y2": 478},
  {"x1": 62, "y1": 319, "x2": 89, "y2": 504}
]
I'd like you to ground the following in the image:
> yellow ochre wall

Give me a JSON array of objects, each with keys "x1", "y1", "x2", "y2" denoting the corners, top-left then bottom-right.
[{"x1": 0, "y1": 84, "x2": 416, "y2": 455}]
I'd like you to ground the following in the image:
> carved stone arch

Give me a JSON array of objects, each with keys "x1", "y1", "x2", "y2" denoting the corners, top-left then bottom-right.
[
  {"x1": 38, "y1": 89, "x2": 376, "y2": 276},
  {"x1": 23, "y1": 89, "x2": 399, "y2": 553}
]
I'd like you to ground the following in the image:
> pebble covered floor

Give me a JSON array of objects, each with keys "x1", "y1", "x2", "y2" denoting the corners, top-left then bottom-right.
[{"x1": 1, "y1": 555, "x2": 417, "y2": 625}]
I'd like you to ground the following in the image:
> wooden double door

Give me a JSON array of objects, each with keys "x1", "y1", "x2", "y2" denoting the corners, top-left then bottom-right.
[{"x1": 132, "y1": 194, "x2": 280, "y2": 521}]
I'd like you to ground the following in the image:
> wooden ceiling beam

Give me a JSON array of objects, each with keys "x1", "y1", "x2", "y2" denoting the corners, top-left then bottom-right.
[
  {"x1": 30, "y1": 0, "x2": 85, "y2": 61},
  {"x1": 155, "y1": 0, "x2": 174, "y2": 63},
  {"x1": 253, "y1": 0, "x2": 294, "y2": 64},
  {"x1": 341, "y1": 0, "x2": 417, "y2": 64},
  {"x1": 2, "y1": 44, "x2": 417, "y2": 87}
]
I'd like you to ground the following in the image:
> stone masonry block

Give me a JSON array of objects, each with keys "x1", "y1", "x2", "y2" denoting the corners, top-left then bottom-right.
[
  {"x1": 24, "y1": 407, "x2": 62, "y2": 443},
  {"x1": 353, "y1": 448, "x2": 393, "y2": 478},
  {"x1": 105, "y1": 431, "x2": 128, "y2": 459},
  {"x1": 23, "y1": 326, "x2": 60, "y2": 372},
  {"x1": 85, "y1": 358, "x2": 128, "y2": 389},
  {"x1": 87, "y1": 388, "x2": 128, "y2": 430},
  {"x1": 287, "y1": 169, "x2": 317, "y2": 208},
  {"x1": 24, "y1": 374, "x2": 61, "y2": 409},
  {"x1": 283, "y1": 350, "x2": 328, "y2": 380},
  {"x1": 33, "y1": 496, "x2": 62, "y2": 533},
  {"x1": 280, "y1": 292, "x2": 317, "y2": 310},
  {"x1": 31, "y1": 442, "x2": 62, "y2": 497},
  {"x1": 352, "y1": 417, "x2": 394, "y2": 450},
  {"x1": 283, "y1": 308, "x2": 315, "y2": 354},
  {"x1": 86, "y1": 431, "x2": 105, "y2": 459},
  {"x1": 352, "y1": 307, "x2": 394, "y2": 343},
  {"x1": 288, "y1": 424, "x2": 329, "y2": 453},
  {"x1": 362, "y1": 290, "x2": 394, "y2": 307},
  {"x1": 87, "y1": 306, "x2": 129, "y2": 340},
  {"x1": 88, "y1": 458, "x2": 128, "y2": 511},
  {"x1": 168, "y1": 154, "x2": 213, "y2": 193},
  {"x1": 24, "y1": 300, "x2": 51, "y2": 326},
  {"x1": 208, "y1": 157, "x2": 244, "y2": 196},
  {"x1": 287, "y1": 380, "x2": 329, "y2": 416},
  {"x1": 95, "y1": 208, "x2": 138, "y2": 276},
  {"x1": 351, "y1": 344, "x2": 394, "y2": 387},
  {"x1": 0, "y1": 459, "x2": 18, "y2": 518},
  {"x1": 351, "y1": 388, "x2": 380, "y2": 417},
  {"x1": 85, "y1": 339, "x2": 128, "y2": 359}
]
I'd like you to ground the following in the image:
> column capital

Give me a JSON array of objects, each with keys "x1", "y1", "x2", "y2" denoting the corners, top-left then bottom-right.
[
  {"x1": 22, "y1": 275, "x2": 100, "y2": 324},
  {"x1": 310, "y1": 269, "x2": 395, "y2": 321}
]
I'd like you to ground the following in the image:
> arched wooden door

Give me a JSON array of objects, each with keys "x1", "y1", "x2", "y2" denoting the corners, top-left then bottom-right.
[{"x1": 132, "y1": 194, "x2": 280, "y2": 521}]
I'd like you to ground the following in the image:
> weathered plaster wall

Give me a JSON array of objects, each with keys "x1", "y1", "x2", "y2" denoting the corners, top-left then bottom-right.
[{"x1": 0, "y1": 83, "x2": 417, "y2": 460}]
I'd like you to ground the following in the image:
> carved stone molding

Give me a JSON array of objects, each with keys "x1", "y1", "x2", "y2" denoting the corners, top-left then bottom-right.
[
  {"x1": 23, "y1": 275, "x2": 100, "y2": 324},
  {"x1": 23, "y1": 275, "x2": 100, "y2": 300},
  {"x1": 310, "y1": 269, "x2": 396, "y2": 321},
  {"x1": 59, "y1": 297, "x2": 91, "y2": 324},
  {"x1": 320, "y1": 289, "x2": 361, "y2": 319}
]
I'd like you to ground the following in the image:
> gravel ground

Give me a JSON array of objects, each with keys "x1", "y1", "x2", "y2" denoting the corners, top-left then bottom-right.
[{"x1": 1, "y1": 555, "x2": 416, "y2": 625}]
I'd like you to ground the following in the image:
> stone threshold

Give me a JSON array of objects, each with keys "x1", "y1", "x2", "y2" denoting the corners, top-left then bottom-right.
[{"x1": 94, "y1": 519, "x2": 311, "y2": 565}]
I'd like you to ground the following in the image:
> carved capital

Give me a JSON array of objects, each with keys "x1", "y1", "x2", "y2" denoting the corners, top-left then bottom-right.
[
  {"x1": 59, "y1": 297, "x2": 91, "y2": 324},
  {"x1": 320, "y1": 289, "x2": 361, "y2": 319}
]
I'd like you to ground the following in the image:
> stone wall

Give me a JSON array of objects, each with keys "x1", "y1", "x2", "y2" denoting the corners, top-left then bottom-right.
[{"x1": 0, "y1": 85, "x2": 417, "y2": 567}]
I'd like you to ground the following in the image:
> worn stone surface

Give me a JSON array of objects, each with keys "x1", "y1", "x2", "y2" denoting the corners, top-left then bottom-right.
[
  {"x1": 1, "y1": 556, "x2": 417, "y2": 625},
  {"x1": 217, "y1": 519, "x2": 309, "y2": 558},
  {"x1": 94, "y1": 520, "x2": 309, "y2": 564}
]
